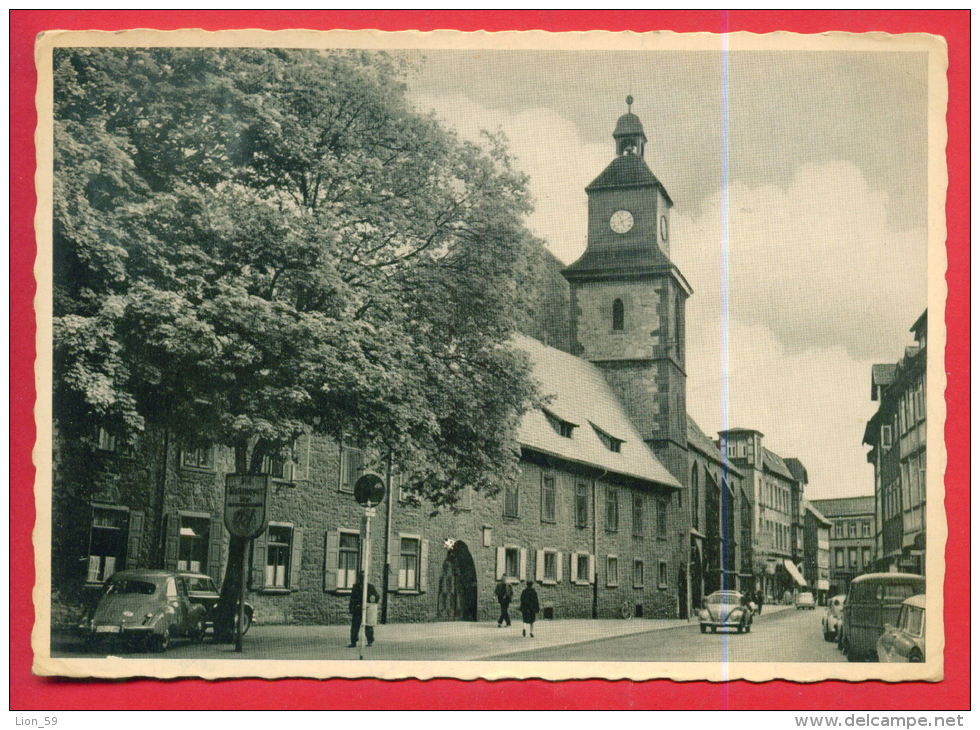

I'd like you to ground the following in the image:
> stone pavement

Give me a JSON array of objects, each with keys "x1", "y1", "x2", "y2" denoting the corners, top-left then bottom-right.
[{"x1": 55, "y1": 604, "x2": 795, "y2": 661}]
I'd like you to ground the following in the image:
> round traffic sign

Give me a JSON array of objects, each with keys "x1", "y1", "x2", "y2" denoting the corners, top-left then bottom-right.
[{"x1": 353, "y1": 473, "x2": 386, "y2": 506}]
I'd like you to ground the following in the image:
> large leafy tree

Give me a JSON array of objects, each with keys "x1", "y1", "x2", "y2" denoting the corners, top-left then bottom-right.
[{"x1": 54, "y1": 48, "x2": 541, "y2": 638}]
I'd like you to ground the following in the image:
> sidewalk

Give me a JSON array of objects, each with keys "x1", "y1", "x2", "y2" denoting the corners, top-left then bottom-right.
[{"x1": 55, "y1": 604, "x2": 795, "y2": 661}]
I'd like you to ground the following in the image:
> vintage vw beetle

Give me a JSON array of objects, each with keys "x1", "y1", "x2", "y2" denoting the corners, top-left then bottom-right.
[
  {"x1": 699, "y1": 590, "x2": 753, "y2": 634},
  {"x1": 84, "y1": 569, "x2": 207, "y2": 652}
]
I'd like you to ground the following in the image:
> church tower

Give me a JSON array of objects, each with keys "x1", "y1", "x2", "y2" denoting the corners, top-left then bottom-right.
[{"x1": 562, "y1": 97, "x2": 692, "y2": 484}]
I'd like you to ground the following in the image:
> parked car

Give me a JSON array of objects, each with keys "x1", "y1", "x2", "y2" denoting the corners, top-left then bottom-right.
[
  {"x1": 822, "y1": 594, "x2": 846, "y2": 641},
  {"x1": 84, "y1": 569, "x2": 207, "y2": 652},
  {"x1": 839, "y1": 572, "x2": 925, "y2": 662},
  {"x1": 877, "y1": 594, "x2": 926, "y2": 663},
  {"x1": 699, "y1": 590, "x2": 753, "y2": 634},
  {"x1": 795, "y1": 591, "x2": 816, "y2": 610},
  {"x1": 179, "y1": 572, "x2": 253, "y2": 636}
]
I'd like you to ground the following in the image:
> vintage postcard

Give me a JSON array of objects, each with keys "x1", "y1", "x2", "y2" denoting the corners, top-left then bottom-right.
[{"x1": 32, "y1": 27, "x2": 947, "y2": 683}]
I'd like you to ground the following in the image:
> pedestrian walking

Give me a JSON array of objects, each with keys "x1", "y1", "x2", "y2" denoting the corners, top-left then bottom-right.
[
  {"x1": 755, "y1": 589, "x2": 764, "y2": 615},
  {"x1": 519, "y1": 580, "x2": 539, "y2": 638},
  {"x1": 348, "y1": 572, "x2": 379, "y2": 648},
  {"x1": 494, "y1": 577, "x2": 513, "y2": 627}
]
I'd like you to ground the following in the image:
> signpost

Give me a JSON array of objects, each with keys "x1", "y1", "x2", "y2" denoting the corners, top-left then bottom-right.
[
  {"x1": 352, "y1": 473, "x2": 386, "y2": 658},
  {"x1": 224, "y1": 474, "x2": 270, "y2": 653}
]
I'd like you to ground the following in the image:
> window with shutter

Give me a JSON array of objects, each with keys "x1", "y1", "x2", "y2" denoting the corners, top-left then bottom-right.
[
  {"x1": 125, "y1": 510, "x2": 144, "y2": 571},
  {"x1": 606, "y1": 555, "x2": 619, "y2": 587},
  {"x1": 87, "y1": 505, "x2": 129, "y2": 583}
]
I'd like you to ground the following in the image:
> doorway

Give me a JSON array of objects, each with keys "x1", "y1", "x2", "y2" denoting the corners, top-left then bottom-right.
[{"x1": 436, "y1": 540, "x2": 478, "y2": 621}]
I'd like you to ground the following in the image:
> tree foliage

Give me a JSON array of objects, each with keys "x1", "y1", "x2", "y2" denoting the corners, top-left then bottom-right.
[{"x1": 54, "y1": 48, "x2": 544, "y2": 637}]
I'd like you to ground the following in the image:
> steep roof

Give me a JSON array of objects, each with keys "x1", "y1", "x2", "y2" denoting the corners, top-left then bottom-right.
[
  {"x1": 585, "y1": 153, "x2": 669, "y2": 199},
  {"x1": 804, "y1": 500, "x2": 832, "y2": 526},
  {"x1": 784, "y1": 457, "x2": 808, "y2": 484},
  {"x1": 686, "y1": 416, "x2": 741, "y2": 475},
  {"x1": 562, "y1": 244, "x2": 690, "y2": 292},
  {"x1": 871, "y1": 364, "x2": 897, "y2": 400},
  {"x1": 809, "y1": 496, "x2": 875, "y2": 518},
  {"x1": 762, "y1": 447, "x2": 795, "y2": 481},
  {"x1": 513, "y1": 334, "x2": 681, "y2": 490}
]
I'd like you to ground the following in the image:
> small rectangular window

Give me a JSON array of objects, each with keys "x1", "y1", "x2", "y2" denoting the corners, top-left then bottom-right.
[
  {"x1": 504, "y1": 482, "x2": 520, "y2": 519},
  {"x1": 606, "y1": 556, "x2": 619, "y2": 587},
  {"x1": 265, "y1": 525, "x2": 293, "y2": 588},
  {"x1": 656, "y1": 499, "x2": 667, "y2": 538},
  {"x1": 87, "y1": 506, "x2": 128, "y2": 583},
  {"x1": 504, "y1": 547, "x2": 520, "y2": 580},
  {"x1": 849, "y1": 522, "x2": 857, "y2": 538},
  {"x1": 176, "y1": 515, "x2": 210, "y2": 573},
  {"x1": 337, "y1": 531, "x2": 360, "y2": 590},
  {"x1": 575, "y1": 483, "x2": 589, "y2": 527},
  {"x1": 181, "y1": 445, "x2": 214, "y2": 471},
  {"x1": 398, "y1": 537, "x2": 420, "y2": 590},
  {"x1": 339, "y1": 445, "x2": 364, "y2": 493},
  {"x1": 881, "y1": 425, "x2": 893, "y2": 449},
  {"x1": 632, "y1": 494, "x2": 644, "y2": 537},
  {"x1": 658, "y1": 561, "x2": 668, "y2": 589},
  {"x1": 541, "y1": 475, "x2": 556, "y2": 523},
  {"x1": 543, "y1": 550, "x2": 558, "y2": 582},
  {"x1": 576, "y1": 553, "x2": 590, "y2": 583},
  {"x1": 862, "y1": 521, "x2": 871, "y2": 537},
  {"x1": 633, "y1": 559, "x2": 644, "y2": 589},
  {"x1": 605, "y1": 488, "x2": 619, "y2": 532}
]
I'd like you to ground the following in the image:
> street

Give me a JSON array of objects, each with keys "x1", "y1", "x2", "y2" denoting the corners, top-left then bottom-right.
[
  {"x1": 53, "y1": 605, "x2": 845, "y2": 663},
  {"x1": 491, "y1": 606, "x2": 843, "y2": 663}
]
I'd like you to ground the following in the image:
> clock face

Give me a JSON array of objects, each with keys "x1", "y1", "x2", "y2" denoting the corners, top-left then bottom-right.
[
  {"x1": 609, "y1": 210, "x2": 634, "y2": 234},
  {"x1": 660, "y1": 214, "x2": 669, "y2": 241}
]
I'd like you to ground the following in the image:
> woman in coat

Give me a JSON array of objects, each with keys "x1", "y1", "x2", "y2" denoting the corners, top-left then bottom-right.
[{"x1": 519, "y1": 580, "x2": 540, "y2": 637}]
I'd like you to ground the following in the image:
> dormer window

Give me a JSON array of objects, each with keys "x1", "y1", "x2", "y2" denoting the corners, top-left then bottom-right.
[
  {"x1": 591, "y1": 423, "x2": 624, "y2": 453},
  {"x1": 544, "y1": 409, "x2": 575, "y2": 438},
  {"x1": 612, "y1": 298, "x2": 624, "y2": 331}
]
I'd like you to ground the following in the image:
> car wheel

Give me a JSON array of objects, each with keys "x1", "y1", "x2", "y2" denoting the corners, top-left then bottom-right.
[
  {"x1": 745, "y1": 622, "x2": 751, "y2": 633},
  {"x1": 241, "y1": 610, "x2": 252, "y2": 636},
  {"x1": 700, "y1": 624, "x2": 707, "y2": 634},
  {"x1": 620, "y1": 600, "x2": 633, "y2": 620},
  {"x1": 152, "y1": 626, "x2": 173, "y2": 653},
  {"x1": 823, "y1": 630, "x2": 834, "y2": 642},
  {"x1": 710, "y1": 626, "x2": 717, "y2": 633},
  {"x1": 908, "y1": 650, "x2": 923, "y2": 663}
]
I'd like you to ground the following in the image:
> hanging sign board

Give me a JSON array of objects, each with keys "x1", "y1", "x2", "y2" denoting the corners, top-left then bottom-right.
[{"x1": 224, "y1": 474, "x2": 271, "y2": 539}]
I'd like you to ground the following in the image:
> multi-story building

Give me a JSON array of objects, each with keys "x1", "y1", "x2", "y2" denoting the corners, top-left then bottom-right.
[
  {"x1": 802, "y1": 501, "x2": 832, "y2": 604},
  {"x1": 809, "y1": 496, "x2": 875, "y2": 596},
  {"x1": 717, "y1": 428, "x2": 807, "y2": 603},
  {"x1": 863, "y1": 311, "x2": 927, "y2": 575}
]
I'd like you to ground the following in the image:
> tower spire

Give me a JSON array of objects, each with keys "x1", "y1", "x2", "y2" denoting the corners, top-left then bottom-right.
[{"x1": 612, "y1": 97, "x2": 647, "y2": 157}]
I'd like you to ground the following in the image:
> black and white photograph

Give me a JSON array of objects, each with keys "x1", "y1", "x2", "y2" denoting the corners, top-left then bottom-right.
[{"x1": 33, "y1": 28, "x2": 947, "y2": 682}]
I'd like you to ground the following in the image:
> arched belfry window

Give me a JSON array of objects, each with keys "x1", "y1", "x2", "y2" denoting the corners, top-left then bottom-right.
[{"x1": 612, "y1": 298, "x2": 624, "y2": 331}]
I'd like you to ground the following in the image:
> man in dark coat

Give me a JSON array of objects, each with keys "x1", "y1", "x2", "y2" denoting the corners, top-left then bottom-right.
[
  {"x1": 519, "y1": 580, "x2": 540, "y2": 637},
  {"x1": 494, "y1": 577, "x2": 513, "y2": 627},
  {"x1": 348, "y1": 572, "x2": 380, "y2": 647}
]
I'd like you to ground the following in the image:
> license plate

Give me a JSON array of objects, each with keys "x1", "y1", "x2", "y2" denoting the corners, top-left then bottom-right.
[{"x1": 95, "y1": 625, "x2": 120, "y2": 633}]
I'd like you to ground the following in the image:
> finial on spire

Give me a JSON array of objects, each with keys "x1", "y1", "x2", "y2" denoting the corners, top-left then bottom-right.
[{"x1": 626, "y1": 94, "x2": 634, "y2": 112}]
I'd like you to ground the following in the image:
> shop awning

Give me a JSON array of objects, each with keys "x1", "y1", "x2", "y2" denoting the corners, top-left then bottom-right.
[{"x1": 783, "y1": 559, "x2": 807, "y2": 587}]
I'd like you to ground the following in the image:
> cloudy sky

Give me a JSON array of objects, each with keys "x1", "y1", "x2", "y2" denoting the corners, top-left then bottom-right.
[{"x1": 407, "y1": 48, "x2": 929, "y2": 500}]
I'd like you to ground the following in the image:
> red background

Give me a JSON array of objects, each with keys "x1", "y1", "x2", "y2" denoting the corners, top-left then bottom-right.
[{"x1": 9, "y1": 10, "x2": 970, "y2": 711}]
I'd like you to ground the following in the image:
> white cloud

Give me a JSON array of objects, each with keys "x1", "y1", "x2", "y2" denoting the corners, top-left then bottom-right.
[{"x1": 413, "y1": 93, "x2": 606, "y2": 263}]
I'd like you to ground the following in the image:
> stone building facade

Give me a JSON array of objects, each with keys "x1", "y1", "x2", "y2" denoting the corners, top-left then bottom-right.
[
  {"x1": 717, "y1": 428, "x2": 808, "y2": 603},
  {"x1": 863, "y1": 310, "x2": 927, "y2": 575}
]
